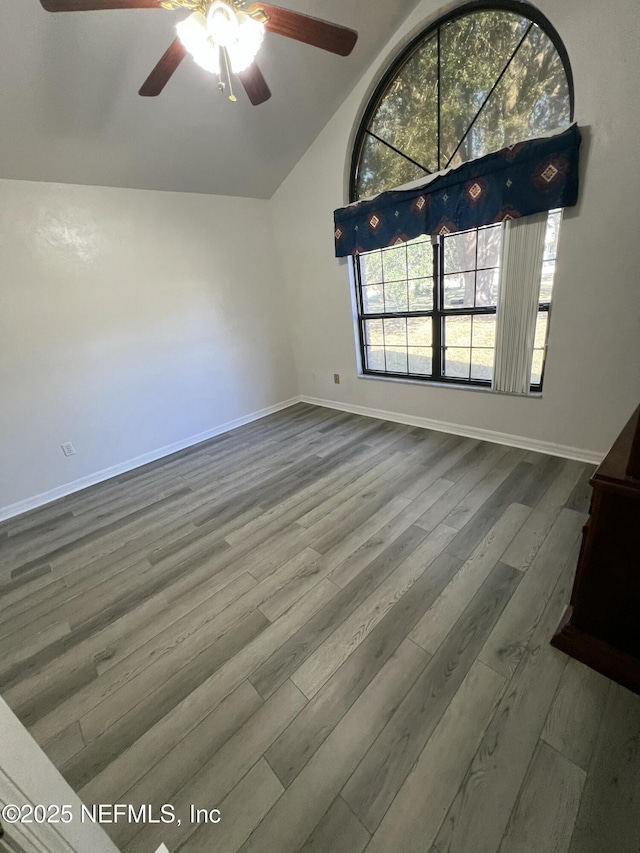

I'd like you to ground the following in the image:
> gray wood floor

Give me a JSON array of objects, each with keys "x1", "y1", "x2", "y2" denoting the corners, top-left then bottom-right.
[{"x1": 1, "y1": 403, "x2": 639, "y2": 853}]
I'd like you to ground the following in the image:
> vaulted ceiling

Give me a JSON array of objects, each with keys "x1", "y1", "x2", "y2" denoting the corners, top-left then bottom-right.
[{"x1": 0, "y1": 1, "x2": 420, "y2": 198}]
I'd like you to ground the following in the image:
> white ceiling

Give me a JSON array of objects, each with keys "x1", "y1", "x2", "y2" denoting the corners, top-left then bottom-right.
[{"x1": 0, "y1": 1, "x2": 420, "y2": 198}]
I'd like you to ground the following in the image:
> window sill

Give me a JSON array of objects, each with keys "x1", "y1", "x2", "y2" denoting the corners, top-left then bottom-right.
[{"x1": 357, "y1": 372, "x2": 543, "y2": 399}]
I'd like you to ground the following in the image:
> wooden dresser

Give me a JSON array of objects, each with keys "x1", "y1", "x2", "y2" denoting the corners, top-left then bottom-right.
[{"x1": 551, "y1": 403, "x2": 640, "y2": 694}]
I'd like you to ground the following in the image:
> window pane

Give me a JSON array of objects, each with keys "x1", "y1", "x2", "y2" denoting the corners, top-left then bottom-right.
[
  {"x1": 539, "y1": 211, "x2": 562, "y2": 301},
  {"x1": 530, "y1": 310, "x2": 549, "y2": 385},
  {"x1": 476, "y1": 269, "x2": 500, "y2": 306},
  {"x1": 452, "y1": 25, "x2": 571, "y2": 168},
  {"x1": 477, "y1": 225, "x2": 502, "y2": 269},
  {"x1": 407, "y1": 316, "x2": 433, "y2": 347},
  {"x1": 361, "y1": 251, "x2": 383, "y2": 285},
  {"x1": 368, "y1": 34, "x2": 439, "y2": 177},
  {"x1": 531, "y1": 349, "x2": 544, "y2": 385},
  {"x1": 407, "y1": 237, "x2": 433, "y2": 278},
  {"x1": 444, "y1": 230, "x2": 477, "y2": 273},
  {"x1": 544, "y1": 210, "x2": 562, "y2": 260},
  {"x1": 443, "y1": 272, "x2": 475, "y2": 308},
  {"x1": 386, "y1": 347, "x2": 408, "y2": 373},
  {"x1": 471, "y1": 351, "x2": 494, "y2": 380},
  {"x1": 408, "y1": 348, "x2": 433, "y2": 375},
  {"x1": 445, "y1": 315, "x2": 472, "y2": 346},
  {"x1": 440, "y1": 10, "x2": 529, "y2": 166},
  {"x1": 445, "y1": 347, "x2": 471, "y2": 379},
  {"x1": 408, "y1": 278, "x2": 433, "y2": 311},
  {"x1": 383, "y1": 316, "x2": 408, "y2": 374},
  {"x1": 539, "y1": 260, "x2": 555, "y2": 303},
  {"x1": 383, "y1": 317, "x2": 407, "y2": 346},
  {"x1": 364, "y1": 319, "x2": 384, "y2": 346},
  {"x1": 366, "y1": 346, "x2": 386, "y2": 371},
  {"x1": 362, "y1": 284, "x2": 384, "y2": 313},
  {"x1": 356, "y1": 134, "x2": 428, "y2": 200},
  {"x1": 382, "y1": 247, "x2": 408, "y2": 282},
  {"x1": 534, "y1": 311, "x2": 548, "y2": 349},
  {"x1": 384, "y1": 281, "x2": 408, "y2": 312},
  {"x1": 472, "y1": 314, "x2": 496, "y2": 348}
]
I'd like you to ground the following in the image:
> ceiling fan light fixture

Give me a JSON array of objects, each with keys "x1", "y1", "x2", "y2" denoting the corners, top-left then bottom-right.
[
  {"x1": 177, "y1": 3, "x2": 264, "y2": 81},
  {"x1": 176, "y1": 11, "x2": 220, "y2": 74},
  {"x1": 42, "y1": 0, "x2": 358, "y2": 107}
]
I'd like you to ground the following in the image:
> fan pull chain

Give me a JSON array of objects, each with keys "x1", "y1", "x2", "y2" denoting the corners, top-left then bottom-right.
[{"x1": 222, "y1": 47, "x2": 237, "y2": 102}]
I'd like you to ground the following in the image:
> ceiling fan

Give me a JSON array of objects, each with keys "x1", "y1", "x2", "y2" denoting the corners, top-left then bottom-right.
[{"x1": 39, "y1": 0, "x2": 358, "y2": 106}]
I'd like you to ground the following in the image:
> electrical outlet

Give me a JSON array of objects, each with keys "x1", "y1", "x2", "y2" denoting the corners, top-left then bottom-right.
[
  {"x1": 61, "y1": 442, "x2": 76, "y2": 457},
  {"x1": 334, "y1": 373, "x2": 340, "y2": 384}
]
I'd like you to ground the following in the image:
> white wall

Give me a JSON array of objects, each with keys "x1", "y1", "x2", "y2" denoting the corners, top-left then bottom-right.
[
  {"x1": 0, "y1": 697, "x2": 119, "y2": 852},
  {"x1": 0, "y1": 179, "x2": 296, "y2": 516},
  {"x1": 271, "y1": 0, "x2": 640, "y2": 459}
]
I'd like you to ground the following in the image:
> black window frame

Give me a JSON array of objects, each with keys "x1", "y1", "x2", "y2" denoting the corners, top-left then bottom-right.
[{"x1": 354, "y1": 223, "x2": 553, "y2": 392}]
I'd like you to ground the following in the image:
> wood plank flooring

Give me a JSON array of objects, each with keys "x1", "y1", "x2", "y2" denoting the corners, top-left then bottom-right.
[{"x1": 1, "y1": 403, "x2": 638, "y2": 853}]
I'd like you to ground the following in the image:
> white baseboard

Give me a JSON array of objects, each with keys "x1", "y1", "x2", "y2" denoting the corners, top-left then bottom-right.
[
  {"x1": 0, "y1": 397, "x2": 301, "y2": 523},
  {"x1": 300, "y1": 395, "x2": 603, "y2": 465},
  {"x1": 1, "y1": 393, "x2": 602, "y2": 522}
]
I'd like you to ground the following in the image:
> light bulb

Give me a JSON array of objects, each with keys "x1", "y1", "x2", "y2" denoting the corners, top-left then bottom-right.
[
  {"x1": 226, "y1": 12, "x2": 265, "y2": 73},
  {"x1": 176, "y1": 12, "x2": 207, "y2": 55},
  {"x1": 207, "y1": 2, "x2": 239, "y2": 48},
  {"x1": 177, "y1": 11, "x2": 220, "y2": 75},
  {"x1": 192, "y1": 43, "x2": 220, "y2": 75}
]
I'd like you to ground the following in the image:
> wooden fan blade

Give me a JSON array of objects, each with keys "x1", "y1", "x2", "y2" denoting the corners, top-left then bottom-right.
[
  {"x1": 238, "y1": 63, "x2": 272, "y2": 105},
  {"x1": 139, "y1": 38, "x2": 186, "y2": 97},
  {"x1": 247, "y1": 3, "x2": 357, "y2": 56},
  {"x1": 40, "y1": 0, "x2": 163, "y2": 10}
]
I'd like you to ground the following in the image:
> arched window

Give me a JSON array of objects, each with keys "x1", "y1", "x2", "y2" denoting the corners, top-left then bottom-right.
[
  {"x1": 351, "y1": 0, "x2": 573, "y2": 202},
  {"x1": 349, "y1": 1, "x2": 573, "y2": 391}
]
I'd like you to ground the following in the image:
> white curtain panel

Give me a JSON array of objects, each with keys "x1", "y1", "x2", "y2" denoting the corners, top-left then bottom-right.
[{"x1": 493, "y1": 212, "x2": 548, "y2": 394}]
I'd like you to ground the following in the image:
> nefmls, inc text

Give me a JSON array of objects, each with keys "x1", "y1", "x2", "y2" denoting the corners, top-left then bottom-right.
[{"x1": 81, "y1": 804, "x2": 221, "y2": 825}]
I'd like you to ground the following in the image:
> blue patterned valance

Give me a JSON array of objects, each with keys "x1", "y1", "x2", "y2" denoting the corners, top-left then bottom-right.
[{"x1": 334, "y1": 124, "x2": 581, "y2": 257}]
